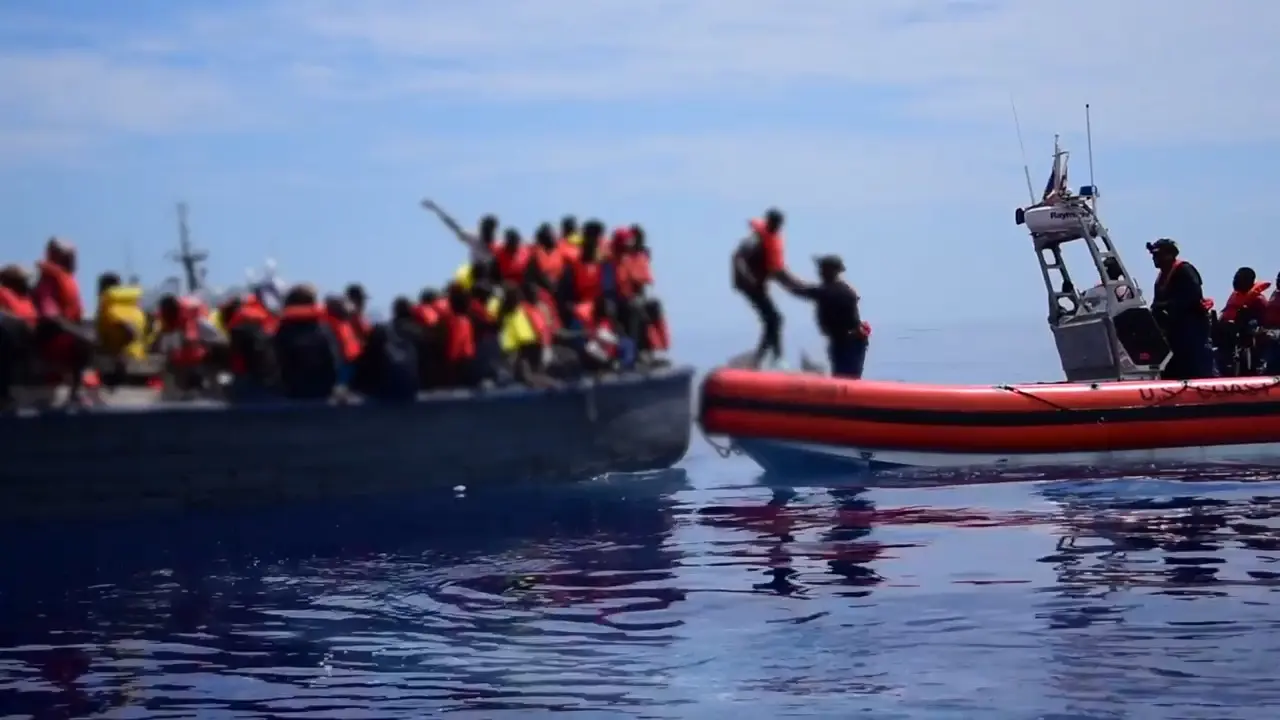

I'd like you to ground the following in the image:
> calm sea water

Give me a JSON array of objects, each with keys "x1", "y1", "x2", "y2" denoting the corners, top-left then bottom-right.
[{"x1": 4, "y1": 323, "x2": 1280, "y2": 719}]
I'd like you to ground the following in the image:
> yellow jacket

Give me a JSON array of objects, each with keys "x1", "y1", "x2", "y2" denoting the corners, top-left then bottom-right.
[
  {"x1": 96, "y1": 286, "x2": 148, "y2": 360},
  {"x1": 486, "y1": 296, "x2": 537, "y2": 353}
]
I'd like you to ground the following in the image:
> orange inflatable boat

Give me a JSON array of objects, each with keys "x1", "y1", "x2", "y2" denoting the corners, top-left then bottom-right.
[{"x1": 699, "y1": 369, "x2": 1280, "y2": 476}]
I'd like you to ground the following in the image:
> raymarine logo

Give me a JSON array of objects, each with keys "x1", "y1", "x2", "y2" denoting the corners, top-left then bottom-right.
[{"x1": 1049, "y1": 212, "x2": 1079, "y2": 220}]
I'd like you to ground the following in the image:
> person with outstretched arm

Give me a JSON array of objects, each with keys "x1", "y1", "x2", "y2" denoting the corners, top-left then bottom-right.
[
  {"x1": 420, "y1": 198, "x2": 498, "y2": 264},
  {"x1": 789, "y1": 255, "x2": 871, "y2": 379},
  {"x1": 732, "y1": 207, "x2": 803, "y2": 369}
]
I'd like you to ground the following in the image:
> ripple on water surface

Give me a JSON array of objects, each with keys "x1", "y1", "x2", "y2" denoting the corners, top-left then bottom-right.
[{"x1": 4, "y1": 460, "x2": 1280, "y2": 719}]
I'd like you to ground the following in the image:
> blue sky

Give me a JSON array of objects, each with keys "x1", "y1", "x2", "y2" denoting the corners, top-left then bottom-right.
[{"x1": 2, "y1": 0, "x2": 1280, "y2": 349}]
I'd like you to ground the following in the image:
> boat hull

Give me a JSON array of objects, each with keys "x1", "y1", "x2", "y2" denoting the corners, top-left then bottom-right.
[
  {"x1": 732, "y1": 437, "x2": 1280, "y2": 480},
  {"x1": 700, "y1": 368, "x2": 1280, "y2": 479},
  {"x1": 0, "y1": 367, "x2": 694, "y2": 518}
]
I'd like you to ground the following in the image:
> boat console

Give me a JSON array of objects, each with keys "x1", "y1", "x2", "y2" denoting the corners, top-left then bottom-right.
[{"x1": 1015, "y1": 140, "x2": 1170, "y2": 382}]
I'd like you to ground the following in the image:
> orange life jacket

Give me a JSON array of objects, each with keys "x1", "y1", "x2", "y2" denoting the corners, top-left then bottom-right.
[
  {"x1": 1221, "y1": 281, "x2": 1272, "y2": 323},
  {"x1": 413, "y1": 303, "x2": 440, "y2": 327},
  {"x1": 559, "y1": 240, "x2": 581, "y2": 264},
  {"x1": 494, "y1": 244, "x2": 531, "y2": 285},
  {"x1": 444, "y1": 311, "x2": 476, "y2": 361},
  {"x1": 158, "y1": 297, "x2": 207, "y2": 368},
  {"x1": 33, "y1": 260, "x2": 83, "y2": 323},
  {"x1": 535, "y1": 288, "x2": 561, "y2": 332},
  {"x1": 0, "y1": 287, "x2": 37, "y2": 327},
  {"x1": 1155, "y1": 259, "x2": 1215, "y2": 311},
  {"x1": 324, "y1": 311, "x2": 363, "y2": 362},
  {"x1": 532, "y1": 245, "x2": 566, "y2": 285},
  {"x1": 224, "y1": 301, "x2": 273, "y2": 375},
  {"x1": 569, "y1": 257, "x2": 604, "y2": 304},
  {"x1": 521, "y1": 301, "x2": 553, "y2": 346},
  {"x1": 239, "y1": 296, "x2": 278, "y2": 333}
]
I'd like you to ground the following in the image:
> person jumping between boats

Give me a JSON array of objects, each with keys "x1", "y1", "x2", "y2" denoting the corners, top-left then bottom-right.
[
  {"x1": 733, "y1": 208, "x2": 802, "y2": 369},
  {"x1": 420, "y1": 198, "x2": 498, "y2": 265},
  {"x1": 790, "y1": 255, "x2": 871, "y2": 379},
  {"x1": 1147, "y1": 238, "x2": 1215, "y2": 379}
]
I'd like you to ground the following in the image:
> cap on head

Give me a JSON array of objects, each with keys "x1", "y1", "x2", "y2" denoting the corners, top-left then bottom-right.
[
  {"x1": 1145, "y1": 237, "x2": 1178, "y2": 256},
  {"x1": 814, "y1": 254, "x2": 845, "y2": 275}
]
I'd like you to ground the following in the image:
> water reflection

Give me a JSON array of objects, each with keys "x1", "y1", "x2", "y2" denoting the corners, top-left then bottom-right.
[
  {"x1": 0, "y1": 471, "x2": 689, "y2": 717},
  {"x1": 1036, "y1": 480, "x2": 1280, "y2": 715},
  {"x1": 696, "y1": 484, "x2": 916, "y2": 598}
]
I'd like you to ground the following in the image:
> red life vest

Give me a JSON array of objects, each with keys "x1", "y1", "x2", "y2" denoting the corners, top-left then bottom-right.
[
  {"x1": 1221, "y1": 281, "x2": 1271, "y2": 323},
  {"x1": 33, "y1": 260, "x2": 83, "y2": 323},
  {"x1": 445, "y1": 311, "x2": 476, "y2": 361},
  {"x1": 521, "y1": 301, "x2": 553, "y2": 346},
  {"x1": 570, "y1": 258, "x2": 603, "y2": 304},
  {"x1": 0, "y1": 287, "x2": 37, "y2": 326},
  {"x1": 532, "y1": 245, "x2": 566, "y2": 285},
  {"x1": 324, "y1": 311, "x2": 363, "y2": 362},
  {"x1": 494, "y1": 244, "x2": 531, "y2": 284},
  {"x1": 559, "y1": 241, "x2": 581, "y2": 264},
  {"x1": 224, "y1": 301, "x2": 273, "y2": 375},
  {"x1": 413, "y1": 303, "x2": 440, "y2": 327},
  {"x1": 158, "y1": 297, "x2": 207, "y2": 368},
  {"x1": 646, "y1": 316, "x2": 670, "y2": 352}
]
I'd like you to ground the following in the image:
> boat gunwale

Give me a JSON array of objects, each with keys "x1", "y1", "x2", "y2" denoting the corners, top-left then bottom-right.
[{"x1": 3, "y1": 364, "x2": 696, "y2": 418}]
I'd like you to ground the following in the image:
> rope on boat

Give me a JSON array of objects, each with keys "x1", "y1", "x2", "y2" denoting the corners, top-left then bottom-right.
[
  {"x1": 997, "y1": 376, "x2": 1280, "y2": 413},
  {"x1": 700, "y1": 425, "x2": 742, "y2": 459},
  {"x1": 994, "y1": 384, "x2": 1075, "y2": 412}
]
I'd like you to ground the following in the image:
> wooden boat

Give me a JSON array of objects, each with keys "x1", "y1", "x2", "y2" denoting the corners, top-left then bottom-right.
[{"x1": 0, "y1": 366, "x2": 693, "y2": 518}]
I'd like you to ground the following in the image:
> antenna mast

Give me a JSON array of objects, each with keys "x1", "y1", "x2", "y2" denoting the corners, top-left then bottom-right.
[
  {"x1": 1010, "y1": 96, "x2": 1035, "y2": 204},
  {"x1": 168, "y1": 202, "x2": 208, "y2": 295},
  {"x1": 123, "y1": 240, "x2": 138, "y2": 285},
  {"x1": 1084, "y1": 103, "x2": 1097, "y2": 212}
]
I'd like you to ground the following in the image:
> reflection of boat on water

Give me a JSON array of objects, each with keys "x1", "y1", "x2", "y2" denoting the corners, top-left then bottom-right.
[
  {"x1": 695, "y1": 487, "x2": 917, "y2": 596},
  {"x1": 1033, "y1": 481, "x2": 1280, "y2": 711},
  {"x1": 701, "y1": 132, "x2": 1280, "y2": 482},
  {"x1": 0, "y1": 471, "x2": 690, "y2": 717}
]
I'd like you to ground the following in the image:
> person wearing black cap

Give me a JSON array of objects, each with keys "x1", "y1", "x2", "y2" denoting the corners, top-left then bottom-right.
[
  {"x1": 1147, "y1": 237, "x2": 1214, "y2": 379},
  {"x1": 789, "y1": 254, "x2": 870, "y2": 379}
]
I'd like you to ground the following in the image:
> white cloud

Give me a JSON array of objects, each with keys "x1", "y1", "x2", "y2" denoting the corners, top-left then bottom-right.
[
  {"x1": 1, "y1": 0, "x2": 1278, "y2": 178},
  {"x1": 276, "y1": 0, "x2": 1280, "y2": 143},
  {"x1": 374, "y1": 129, "x2": 1024, "y2": 209}
]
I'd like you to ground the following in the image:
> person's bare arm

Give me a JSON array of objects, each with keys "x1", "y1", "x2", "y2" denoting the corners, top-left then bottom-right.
[
  {"x1": 772, "y1": 267, "x2": 806, "y2": 293},
  {"x1": 421, "y1": 198, "x2": 485, "y2": 257}
]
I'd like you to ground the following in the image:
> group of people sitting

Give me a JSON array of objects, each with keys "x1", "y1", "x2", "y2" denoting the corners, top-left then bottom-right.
[{"x1": 0, "y1": 213, "x2": 671, "y2": 408}]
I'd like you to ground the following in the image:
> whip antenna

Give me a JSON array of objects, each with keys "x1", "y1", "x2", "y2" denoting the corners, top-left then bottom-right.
[{"x1": 1010, "y1": 96, "x2": 1035, "y2": 203}]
